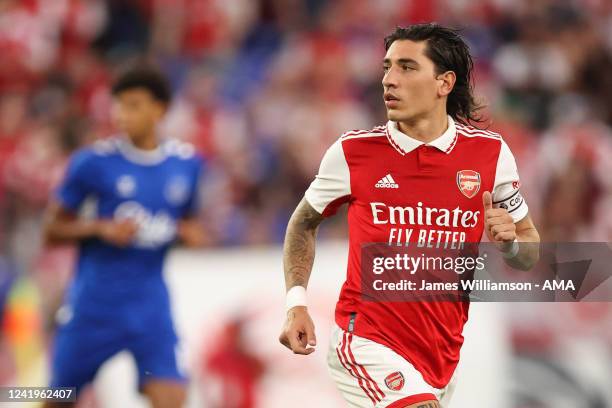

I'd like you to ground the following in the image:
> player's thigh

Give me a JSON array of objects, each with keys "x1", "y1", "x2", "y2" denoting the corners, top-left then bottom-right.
[
  {"x1": 142, "y1": 380, "x2": 186, "y2": 408},
  {"x1": 129, "y1": 329, "x2": 187, "y2": 391},
  {"x1": 327, "y1": 325, "x2": 378, "y2": 408},
  {"x1": 49, "y1": 326, "x2": 123, "y2": 395},
  {"x1": 327, "y1": 325, "x2": 443, "y2": 407}
]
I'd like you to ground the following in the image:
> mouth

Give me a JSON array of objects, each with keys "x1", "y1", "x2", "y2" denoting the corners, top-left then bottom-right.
[
  {"x1": 384, "y1": 93, "x2": 399, "y2": 102},
  {"x1": 384, "y1": 93, "x2": 400, "y2": 108}
]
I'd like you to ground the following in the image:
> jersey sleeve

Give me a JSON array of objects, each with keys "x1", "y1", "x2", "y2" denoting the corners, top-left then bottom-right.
[
  {"x1": 304, "y1": 138, "x2": 351, "y2": 216},
  {"x1": 56, "y1": 149, "x2": 98, "y2": 212},
  {"x1": 492, "y1": 139, "x2": 529, "y2": 222}
]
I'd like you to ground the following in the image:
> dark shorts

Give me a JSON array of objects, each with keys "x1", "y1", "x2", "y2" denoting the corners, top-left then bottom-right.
[{"x1": 49, "y1": 322, "x2": 187, "y2": 394}]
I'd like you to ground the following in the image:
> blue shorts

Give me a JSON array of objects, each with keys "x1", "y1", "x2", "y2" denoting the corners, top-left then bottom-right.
[{"x1": 49, "y1": 323, "x2": 186, "y2": 394}]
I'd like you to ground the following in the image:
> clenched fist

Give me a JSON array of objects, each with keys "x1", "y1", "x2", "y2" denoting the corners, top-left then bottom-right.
[
  {"x1": 279, "y1": 306, "x2": 317, "y2": 355},
  {"x1": 96, "y1": 219, "x2": 138, "y2": 247},
  {"x1": 482, "y1": 191, "x2": 517, "y2": 253}
]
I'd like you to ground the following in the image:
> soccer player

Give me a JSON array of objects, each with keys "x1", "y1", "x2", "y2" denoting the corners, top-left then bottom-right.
[
  {"x1": 42, "y1": 66, "x2": 204, "y2": 408},
  {"x1": 279, "y1": 24, "x2": 540, "y2": 407}
]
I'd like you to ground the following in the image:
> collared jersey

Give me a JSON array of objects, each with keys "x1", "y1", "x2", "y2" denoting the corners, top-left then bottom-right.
[
  {"x1": 55, "y1": 137, "x2": 203, "y2": 333},
  {"x1": 305, "y1": 116, "x2": 528, "y2": 388}
]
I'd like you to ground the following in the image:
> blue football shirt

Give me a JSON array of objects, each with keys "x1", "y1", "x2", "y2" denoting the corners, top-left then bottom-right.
[{"x1": 55, "y1": 137, "x2": 203, "y2": 333}]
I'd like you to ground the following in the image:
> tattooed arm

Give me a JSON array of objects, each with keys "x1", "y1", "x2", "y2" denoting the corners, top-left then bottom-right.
[
  {"x1": 283, "y1": 198, "x2": 324, "y2": 289},
  {"x1": 279, "y1": 198, "x2": 325, "y2": 355}
]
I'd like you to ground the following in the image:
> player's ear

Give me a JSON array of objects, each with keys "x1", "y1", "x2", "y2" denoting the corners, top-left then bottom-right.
[
  {"x1": 153, "y1": 101, "x2": 167, "y2": 121},
  {"x1": 436, "y1": 70, "x2": 456, "y2": 97}
]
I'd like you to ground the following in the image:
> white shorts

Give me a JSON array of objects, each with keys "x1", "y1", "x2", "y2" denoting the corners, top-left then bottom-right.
[{"x1": 327, "y1": 324, "x2": 456, "y2": 407}]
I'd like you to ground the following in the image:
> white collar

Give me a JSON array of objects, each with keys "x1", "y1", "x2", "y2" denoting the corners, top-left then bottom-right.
[
  {"x1": 385, "y1": 115, "x2": 458, "y2": 155},
  {"x1": 117, "y1": 137, "x2": 167, "y2": 165}
]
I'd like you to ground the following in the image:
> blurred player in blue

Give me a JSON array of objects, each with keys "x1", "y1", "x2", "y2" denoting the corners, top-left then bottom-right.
[{"x1": 42, "y1": 66, "x2": 205, "y2": 408}]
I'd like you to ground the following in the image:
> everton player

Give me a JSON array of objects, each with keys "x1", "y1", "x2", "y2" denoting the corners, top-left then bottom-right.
[
  {"x1": 42, "y1": 66, "x2": 204, "y2": 408},
  {"x1": 279, "y1": 24, "x2": 540, "y2": 407}
]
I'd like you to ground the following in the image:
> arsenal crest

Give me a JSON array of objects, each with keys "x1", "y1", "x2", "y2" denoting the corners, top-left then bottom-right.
[
  {"x1": 384, "y1": 371, "x2": 405, "y2": 391},
  {"x1": 456, "y1": 170, "x2": 481, "y2": 199}
]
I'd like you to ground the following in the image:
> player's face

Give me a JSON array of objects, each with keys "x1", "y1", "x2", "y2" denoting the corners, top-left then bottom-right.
[
  {"x1": 382, "y1": 40, "x2": 444, "y2": 122},
  {"x1": 112, "y1": 88, "x2": 165, "y2": 139}
]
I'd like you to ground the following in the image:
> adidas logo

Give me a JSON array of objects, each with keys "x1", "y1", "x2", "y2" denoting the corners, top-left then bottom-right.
[{"x1": 375, "y1": 174, "x2": 399, "y2": 189}]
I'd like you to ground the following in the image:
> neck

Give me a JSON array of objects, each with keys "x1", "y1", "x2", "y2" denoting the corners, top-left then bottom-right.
[
  {"x1": 129, "y1": 130, "x2": 158, "y2": 150},
  {"x1": 397, "y1": 109, "x2": 448, "y2": 144}
]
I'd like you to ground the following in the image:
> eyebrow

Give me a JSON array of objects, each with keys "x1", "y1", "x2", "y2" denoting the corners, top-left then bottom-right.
[{"x1": 383, "y1": 58, "x2": 420, "y2": 66}]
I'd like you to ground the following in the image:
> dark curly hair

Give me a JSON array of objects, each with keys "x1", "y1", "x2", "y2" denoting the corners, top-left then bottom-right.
[
  {"x1": 111, "y1": 65, "x2": 171, "y2": 105},
  {"x1": 384, "y1": 23, "x2": 485, "y2": 127}
]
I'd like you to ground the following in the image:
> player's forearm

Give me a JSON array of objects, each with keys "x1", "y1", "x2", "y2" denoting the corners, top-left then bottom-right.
[
  {"x1": 503, "y1": 227, "x2": 540, "y2": 271},
  {"x1": 43, "y1": 218, "x2": 101, "y2": 245},
  {"x1": 283, "y1": 198, "x2": 324, "y2": 290},
  {"x1": 283, "y1": 228, "x2": 316, "y2": 289},
  {"x1": 42, "y1": 201, "x2": 101, "y2": 245}
]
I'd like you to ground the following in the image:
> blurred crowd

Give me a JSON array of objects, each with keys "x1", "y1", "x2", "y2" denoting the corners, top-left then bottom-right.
[
  {"x1": 0, "y1": 0, "x2": 611, "y2": 255},
  {"x1": 0, "y1": 0, "x2": 609, "y2": 307},
  {"x1": 0, "y1": 0, "x2": 611, "y2": 403}
]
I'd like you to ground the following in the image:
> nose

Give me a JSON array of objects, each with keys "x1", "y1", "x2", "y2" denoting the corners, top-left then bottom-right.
[{"x1": 382, "y1": 67, "x2": 397, "y2": 89}]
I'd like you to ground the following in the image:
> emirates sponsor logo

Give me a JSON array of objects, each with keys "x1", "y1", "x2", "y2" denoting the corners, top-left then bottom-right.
[
  {"x1": 375, "y1": 174, "x2": 399, "y2": 189},
  {"x1": 370, "y1": 202, "x2": 479, "y2": 228}
]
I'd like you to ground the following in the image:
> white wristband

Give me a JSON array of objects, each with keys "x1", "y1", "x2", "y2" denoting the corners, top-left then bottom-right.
[
  {"x1": 502, "y1": 239, "x2": 520, "y2": 259},
  {"x1": 286, "y1": 286, "x2": 307, "y2": 311}
]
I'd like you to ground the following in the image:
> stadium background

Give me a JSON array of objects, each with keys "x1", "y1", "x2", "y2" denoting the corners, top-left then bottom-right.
[{"x1": 0, "y1": 0, "x2": 610, "y2": 406}]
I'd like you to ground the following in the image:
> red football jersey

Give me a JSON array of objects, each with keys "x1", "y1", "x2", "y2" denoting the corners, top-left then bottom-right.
[{"x1": 305, "y1": 116, "x2": 528, "y2": 388}]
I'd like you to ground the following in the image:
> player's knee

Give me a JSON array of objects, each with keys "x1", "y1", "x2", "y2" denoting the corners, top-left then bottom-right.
[
  {"x1": 143, "y1": 381, "x2": 187, "y2": 408},
  {"x1": 150, "y1": 394, "x2": 186, "y2": 408},
  {"x1": 402, "y1": 400, "x2": 440, "y2": 408}
]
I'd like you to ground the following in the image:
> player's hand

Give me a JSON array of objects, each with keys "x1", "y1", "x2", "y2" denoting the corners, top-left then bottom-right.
[
  {"x1": 96, "y1": 219, "x2": 138, "y2": 247},
  {"x1": 279, "y1": 306, "x2": 316, "y2": 355},
  {"x1": 482, "y1": 191, "x2": 517, "y2": 252},
  {"x1": 177, "y1": 218, "x2": 206, "y2": 247}
]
